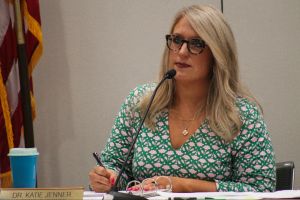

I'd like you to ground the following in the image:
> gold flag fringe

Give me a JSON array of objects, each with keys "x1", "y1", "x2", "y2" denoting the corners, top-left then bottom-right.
[
  {"x1": 0, "y1": 171, "x2": 12, "y2": 188},
  {"x1": 0, "y1": 68, "x2": 14, "y2": 149},
  {"x1": 22, "y1": 0, "x2": 43, "y2": 120},
  {"x1": 0, "y1": 66, "x2": 15, "y2": 187},
  {"x1": 22, "y1": 0, "x2": 43, "y2": 76}
]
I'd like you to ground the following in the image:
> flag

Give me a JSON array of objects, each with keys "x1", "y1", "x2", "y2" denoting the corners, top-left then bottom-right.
[{"x1": 0, "y1": 0, "x2": 43, "y2": 187}]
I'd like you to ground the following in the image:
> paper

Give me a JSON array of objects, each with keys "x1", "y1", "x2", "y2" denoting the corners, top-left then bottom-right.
[
  {"x1": 157, "y1": 191, "x2": 258, "y2": 199},
  {"x1": 84, "y1": 190, "x2": 300, "y2": 200},
  {"x1": 254, "y1": 190, "x2": 300, "y2": 199},
  {"x1": 83, "y1": 191, "x2": 105, "y2": 200},
  {"x1": 156, "y1": 190, "x2": 300, "y2": 199}
]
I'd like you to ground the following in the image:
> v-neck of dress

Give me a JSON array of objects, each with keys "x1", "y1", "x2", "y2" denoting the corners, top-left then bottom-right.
[{"x1": 162, "y1": 109, "x2": 208, "y2": 151}]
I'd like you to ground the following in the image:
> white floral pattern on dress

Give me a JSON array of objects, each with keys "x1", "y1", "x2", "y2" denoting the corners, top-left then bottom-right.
[{"x1": 101, "y1": 83, "x2": 276, "y2": 192}]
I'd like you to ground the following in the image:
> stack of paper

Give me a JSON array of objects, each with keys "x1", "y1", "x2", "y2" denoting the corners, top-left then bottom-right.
[
  {"x1": 83, "y1": 190, "x2": 300, "y2": 200},
  {"x1": 155, "y1": 190, "x2": 300, "y2": 200}
]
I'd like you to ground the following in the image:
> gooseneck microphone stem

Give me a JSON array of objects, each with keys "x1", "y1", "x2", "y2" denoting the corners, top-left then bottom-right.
[{"x1": 111, "y1": 69, "x2": 176, "y2": 193}]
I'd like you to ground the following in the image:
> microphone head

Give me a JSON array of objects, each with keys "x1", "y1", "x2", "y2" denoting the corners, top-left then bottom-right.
[{"x1": 164, "y1": 69, "x2": 176, "y2": 79}]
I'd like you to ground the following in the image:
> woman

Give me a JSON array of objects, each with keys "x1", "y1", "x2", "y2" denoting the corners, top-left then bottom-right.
[{"x1": 89, "y1": 4, "x2": 276, "y2": 193}]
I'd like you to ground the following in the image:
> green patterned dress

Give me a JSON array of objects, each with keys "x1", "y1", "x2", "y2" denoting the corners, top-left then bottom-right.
[{"x1": 101, "y1": 83, "x2": 276, "y2": 192}]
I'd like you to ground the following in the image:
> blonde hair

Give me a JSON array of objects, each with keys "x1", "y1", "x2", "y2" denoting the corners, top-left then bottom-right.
[{"x1": 139, "y1": 4, "x2": 259, "y2": 142}]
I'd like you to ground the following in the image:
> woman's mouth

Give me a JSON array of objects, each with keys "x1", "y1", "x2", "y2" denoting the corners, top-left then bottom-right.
[{"x1": 175, "y1": 62, "x2": 191, "y2": 68}]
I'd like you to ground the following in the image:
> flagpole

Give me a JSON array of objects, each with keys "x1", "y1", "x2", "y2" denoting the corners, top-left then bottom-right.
[
  {"x1": 221, "y1": 0, "x2": 223, "y2": 13},
  {"x1": 13, "y1": 0, "x2": 35, "y2": 148}
]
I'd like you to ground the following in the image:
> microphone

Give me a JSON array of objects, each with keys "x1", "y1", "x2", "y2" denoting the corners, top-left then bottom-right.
[
  {"x1": 164, "y1": 69, "x2": 176, "y2": 79},
  {"x1": 108, "y1": 69, "x2": 176, "y2": 200}
]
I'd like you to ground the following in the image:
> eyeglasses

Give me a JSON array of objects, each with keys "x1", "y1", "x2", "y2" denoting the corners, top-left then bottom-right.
[
  {"x1": 126, "y1": 177, "x2": 172, "y2": 198},
  {"x1": 165, "y1": 34, "x2": 206, "y2": 54}
]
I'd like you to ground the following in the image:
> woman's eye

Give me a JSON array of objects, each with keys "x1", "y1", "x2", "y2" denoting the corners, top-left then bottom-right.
[
  {"x1": 191, "y1": 39, "x2": 204, "y2": 48},
  {"x1": 173, "y1": 37, "x2": 183, "y2": 44}
]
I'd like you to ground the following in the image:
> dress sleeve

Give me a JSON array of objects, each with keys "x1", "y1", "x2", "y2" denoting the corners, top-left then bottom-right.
[
  {"x1": 100, "y1": 85, "x2": 150, "y2": 190},
  {"x1": 216, "y1": 101, "x2": 276, "y2": 192}
]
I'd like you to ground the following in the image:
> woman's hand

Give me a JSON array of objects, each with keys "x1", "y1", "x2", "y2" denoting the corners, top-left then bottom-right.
[
  {"x1": 143, "y1": 176, "x2": 172, "y2": 191},
  {"x1": 88, "y1": 166, "x2": 117, "y2": 192},
  {"x1": 128, "y1": 176, "x2": 173, "y2": 192}
]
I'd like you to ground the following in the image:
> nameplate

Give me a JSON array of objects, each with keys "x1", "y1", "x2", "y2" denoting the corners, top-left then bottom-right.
[{"x1": 0, "y1": 187, "x2": 83, "y2": 200}]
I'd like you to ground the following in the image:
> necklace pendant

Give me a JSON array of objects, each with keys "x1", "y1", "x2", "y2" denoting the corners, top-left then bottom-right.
[{"x1": 182, "y1": 129, "x2": 189, "y2": 136}]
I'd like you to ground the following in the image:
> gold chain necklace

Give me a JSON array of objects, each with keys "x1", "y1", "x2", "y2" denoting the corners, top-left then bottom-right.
[
  {"x1": 170, "y1": 108, "x2": 202, "y2": 136},
  {"x1": 181, "y1": 116, "x2": 197, "y2": 136}
]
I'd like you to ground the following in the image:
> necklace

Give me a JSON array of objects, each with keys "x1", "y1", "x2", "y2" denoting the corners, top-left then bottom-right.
[
  {"x1": 181, "y1": 117, "x2": 196, "y2": 136},
  {"x1": 170, "y1": 108, "x2": 203, "y2": 136}
]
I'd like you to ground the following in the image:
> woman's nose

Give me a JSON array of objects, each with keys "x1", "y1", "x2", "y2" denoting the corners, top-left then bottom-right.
[{"x1": 178, "y1": 43, "x2": 189, "y2": 56}]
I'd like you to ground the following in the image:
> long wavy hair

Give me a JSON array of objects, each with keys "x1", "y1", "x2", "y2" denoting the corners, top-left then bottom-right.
[{"x1": 139, "y1": 4, "x2": 259, "y2": 142}]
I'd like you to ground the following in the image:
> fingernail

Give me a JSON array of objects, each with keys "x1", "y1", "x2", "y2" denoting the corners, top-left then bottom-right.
[
  {"x1": 110, "y1": 177, "x2": 115, "y2": 186},
  {"x1": 127, "y1": 187, "x2": 132, "y2": 191}
]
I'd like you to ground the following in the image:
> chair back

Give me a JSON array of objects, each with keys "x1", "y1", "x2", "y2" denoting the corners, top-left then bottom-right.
[{"x1": 276, "y1": 161, "x2": 295, "y2": 191}]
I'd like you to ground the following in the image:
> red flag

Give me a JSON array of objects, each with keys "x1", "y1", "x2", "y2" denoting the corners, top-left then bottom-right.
[{"x1": 0, "y1": 0, "x2": 42, "y2": 187}]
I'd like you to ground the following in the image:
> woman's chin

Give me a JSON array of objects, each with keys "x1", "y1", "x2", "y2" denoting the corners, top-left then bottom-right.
[{"x1": 174, "y1": 74, "x2": 193, "y2": 82}]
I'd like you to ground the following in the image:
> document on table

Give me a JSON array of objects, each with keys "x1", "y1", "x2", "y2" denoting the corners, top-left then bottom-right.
[
  {"x1": 83, "y1": 191, "x2": 105, "y2": 200},
  {"x1": 83, "y1": 190, "x2": 300, "y2": 200},
  {"x1": 155, "y1": 190, "x2": 300, "y2": 200},
  {"x1": 153, "y1": 191, "x2": 256, "y2": 200}
]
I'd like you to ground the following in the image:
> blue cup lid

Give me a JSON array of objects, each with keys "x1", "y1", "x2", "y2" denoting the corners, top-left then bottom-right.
[{"x1": 8, "y1": 148, "x2": 39, "y2": 156}]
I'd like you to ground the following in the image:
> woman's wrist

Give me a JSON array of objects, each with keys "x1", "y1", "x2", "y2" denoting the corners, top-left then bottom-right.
[
  {"x1": 171, "y1": 177, "x2": 217, "y2": 192},
  {"x1": 170, "y1": 176, "x2": 184, "y2": 192}
]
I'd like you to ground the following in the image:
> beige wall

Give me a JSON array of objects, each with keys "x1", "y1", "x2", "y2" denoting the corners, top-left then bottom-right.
[{"x1": 34, "y1": 0, "x2": 300, "y2": 189}]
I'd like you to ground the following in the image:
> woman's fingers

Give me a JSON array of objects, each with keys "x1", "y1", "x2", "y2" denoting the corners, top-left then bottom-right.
[
  {"x1": 93, "y1": 166, "x2": 110, "y2": 178},
  {"x1": 106, "y1": 169, "x2": 117, "y2": 186},
  {"x1": 88, "y1": 166, "x2": 114, "y2": 192}
]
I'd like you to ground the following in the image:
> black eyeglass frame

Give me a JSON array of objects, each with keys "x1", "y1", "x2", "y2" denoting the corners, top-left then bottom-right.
[{"x1": 165, "y1": 34, "x2": 206, "y2": 55}]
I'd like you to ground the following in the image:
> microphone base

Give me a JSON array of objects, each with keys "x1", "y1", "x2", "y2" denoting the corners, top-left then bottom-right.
[{"x1": 108, "y1": 191, "x2": 147, "y2": 200}]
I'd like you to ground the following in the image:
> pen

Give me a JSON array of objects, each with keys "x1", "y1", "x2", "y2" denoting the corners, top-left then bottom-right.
[{"x1": 92, "y1": 152, "x2": 105, "y2": 168}]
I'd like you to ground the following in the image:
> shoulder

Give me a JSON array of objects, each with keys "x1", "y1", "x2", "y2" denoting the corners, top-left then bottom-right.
[
  {"x1": 128, "y1": 83, "x2": 156, "y2": 99},
  {"x1": 235, "y1": 97, "x2": 262, "y2": 122},
  {"x1": 232, "y1": 97, "x2": 270, "y2": 145},
  {"x1": 122, "y1": 83, "x2": 156, "y2": 109}
]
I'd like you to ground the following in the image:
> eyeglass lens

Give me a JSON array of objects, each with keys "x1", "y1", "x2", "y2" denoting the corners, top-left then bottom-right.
[{"x1": 166, "y1": 34, "x2": 205, "y2": 54}]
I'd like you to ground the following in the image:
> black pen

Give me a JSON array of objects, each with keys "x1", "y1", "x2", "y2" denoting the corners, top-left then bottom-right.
[{"x1": 92, "y1": 152, "x2": 105, "y2": 168}]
